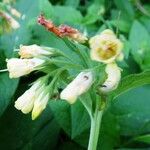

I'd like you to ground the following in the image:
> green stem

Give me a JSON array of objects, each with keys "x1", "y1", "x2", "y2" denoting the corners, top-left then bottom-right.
[{"x1": 88, "y1": 109, "x2": 103, "y2": 150}]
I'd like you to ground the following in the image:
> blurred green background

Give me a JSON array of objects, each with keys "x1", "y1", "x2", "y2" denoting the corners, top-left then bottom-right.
[{"x1": 0, "y1": 0, "x2": 150, "y2": 149}]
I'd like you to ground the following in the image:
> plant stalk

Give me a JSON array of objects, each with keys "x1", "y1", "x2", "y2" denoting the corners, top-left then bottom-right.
[{"x1": 88, "y1": 109, "x2": 103, "y2": 150}]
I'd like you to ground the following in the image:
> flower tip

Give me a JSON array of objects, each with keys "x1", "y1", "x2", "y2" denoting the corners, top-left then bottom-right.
[
  {"x1": 31, "y1": 109, "x2": 42, "y2": 120},
  {"x1": 60, "y1": 92, "x2": 77, "y2": 104}
]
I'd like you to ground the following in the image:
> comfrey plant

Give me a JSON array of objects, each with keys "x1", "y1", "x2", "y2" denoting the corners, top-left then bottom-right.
[{"x1": 5, "y1": 15, "x2": 124, "y2": 150}]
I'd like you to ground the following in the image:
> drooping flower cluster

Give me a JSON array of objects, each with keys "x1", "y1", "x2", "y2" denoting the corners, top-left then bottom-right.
[
  {"x1": 15, "y1": 80, "x2": 50, "y2": 120},
  {"x1": 5, "y1": 15, "x2": 124, "y2": 119},
  {"x1": 6, "y1": 44, "x2": 60, "y2": 119}
]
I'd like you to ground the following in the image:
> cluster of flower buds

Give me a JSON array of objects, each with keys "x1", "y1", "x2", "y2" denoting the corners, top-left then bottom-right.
[
  {"x1": 6, "y1": 44, "x2": 56, "y2": 78},
  {"x1": 89, "y1": 29, "x2": 123, "y2": 93},
  {"x1": 15, "y1": 80, "x2": 50, "y2": 120},
  {"x1": 6, "y1": 44, "x2": 62, "y2": 119},
  {"x1": 38, "y1": 15, "x2": 88, "y2": 43},
  {"x1": 60, "y1": 71, "x2": 93, "y2": 104}
]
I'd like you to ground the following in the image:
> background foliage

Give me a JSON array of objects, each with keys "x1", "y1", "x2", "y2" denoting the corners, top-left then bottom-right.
[{"x1": 0, "y1": 0, "x2": 150, "y2": 149}]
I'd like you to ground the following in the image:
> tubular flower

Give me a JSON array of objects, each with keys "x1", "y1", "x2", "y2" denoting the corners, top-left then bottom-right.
[
  {"x1": 14, "y1": 81, "x2": 41, "y2": 114},
  {"x1": 7, "y1": 58, "x2": 45, "y2": 78},
  {"x1": 100, "y1": 63, "x2": 121, "y2": 93},
  {"x1": 89, "y1": 29, "x2": 123, "y2": 64},
  {"x1": 32, "y1": 92, "x2": 49, "y2": 120},
  {"x1": 19, "y1": 44, "x2": 53, "y2": 58},
  {"x1": 60, "y1": 71, "x2": 93, "y2": 104}
]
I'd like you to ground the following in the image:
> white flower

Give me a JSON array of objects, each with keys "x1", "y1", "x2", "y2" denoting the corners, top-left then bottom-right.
[
  {"x1": 32, "y1": 92, "x2": 49, "y2": 120},
  {"x1": 89, "y1": 29, "x2": 123, "y2": 64},
  {"x1": 14, "y1": 81, "x2": 41, "y2": 114},
  {"x1": 19, "y1": 44, "x2": 53, "y2": 58},
  {"x1": 100, "y1": 63, "x2": 121, "y2": 93},
  {"x1": 7, "y1": 58, "x2": 45, "y2": 78},
  {"x1": 60, "y1": 71, "x2": 93, "y2": 104}
]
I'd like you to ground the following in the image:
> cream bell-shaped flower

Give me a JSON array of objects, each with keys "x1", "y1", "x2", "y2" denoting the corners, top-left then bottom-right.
[
  {"x1": 32, "y1": 92, "x2": 49, "y2": 120},
  {"x1": 7, "y1": 58, "x2": 45, "y2": 78},
  {"x1": 60, "y1": 71, "x2": 93, "y2": 104},
  {"x1": 14, "y1": 81, "x2": 41, "y2": 114},
  {"x1": 19, "y1": 44, "x2": 53, "y2": 58},
  {"x1": 89, "y1": 29, "x2": 123, "y2": 64},
  {"x1": 100, "y1": 63, "x2": 121, "y2": 93}
]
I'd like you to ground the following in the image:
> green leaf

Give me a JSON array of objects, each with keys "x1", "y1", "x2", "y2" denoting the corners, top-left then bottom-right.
[
  {"x1": 110, "y1": 70, "x2": 150, "y2": 99},
  {"x1": 39, "y1": 0, "x2": 54, "y2": 18},
  {"x1": 114, "y1": 0, "x2": 135, "y2": 20},
  {"x1": 111, "y1": 85, "x2": 150, "y2": 137},
  {"x1": 53, "y1": 6, "x2": 83, "y2": 24},
  {"x1": 64, "y1": 0, "x2": 80, "y2": 8},
  {"x1": 134, "y1": 134, "x2": 150, "y2": 144},
  {"x1": 109, "y1": 20, "x2": 131, "y2": 33},
  {"x1": 0, "y1": 73, "x2": 18, "y2": 116},
  {"x1": 0, "y1": 104, "x2": 60, "y2": 150},
  {"x1": 129, "y1": 20, "x2": 150, "y2": 70},
  {"x1": 83, "y1": 4, "x2": 104, "y2": 25},
  {"x1": 49, "y1": 100, "x2": 71, "y2": 136},
  {"x1": 49, "y1": 100, "x2": 90, "y2": 139}
]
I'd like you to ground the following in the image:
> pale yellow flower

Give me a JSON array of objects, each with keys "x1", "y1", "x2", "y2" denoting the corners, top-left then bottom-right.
[
  {"x1": 100, "y1": 63, "x2": 121, "y2": 93},
  {"x1": 14, "y1": 81, "x2": 41, "y2": 114},
  {"x1": 19, "y1": 44, "x2": 53, "y2": 58},
  {"x1": 89, "y1": 29, "x2": 123, "y2": 63},
  {"x1": 60, "y1": 71, "x2": 93, "y2": 104},
  {"x1": 32, "y1": 93, "x2": 49, "y2": 120},
  {"x1": 7, "y1": 58, "x2": 45, "y2": 78}
]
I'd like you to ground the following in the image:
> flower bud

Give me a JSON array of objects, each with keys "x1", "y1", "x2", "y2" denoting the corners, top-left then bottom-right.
[
  {"x1": 14, "y1": 81, "x2": 41, "y2": 114},
  {"x1": 89, "y1": 29, "x2": 123, "y2": 64},
  {"x1": 7, "y1": 58, "x2": 45, "y2": 78},
  {"x1": 60, "y1": 71, "x2": 93, "y2": 104},
  {"x1": 59, "y1": 24, "x2": 88, "y2": 43},
  {"x1": 68, "y1": 31, "x2": 88, "y2": 43},
  {"x1": 100, "y1": 63, "x2": 121, "y2": 93},
  {"x1": 19, "y1": 44, "x2": 53, "y2": 58},
  {"x1": 32, "y1": 93, "x2": 49, "y2": 120}
]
